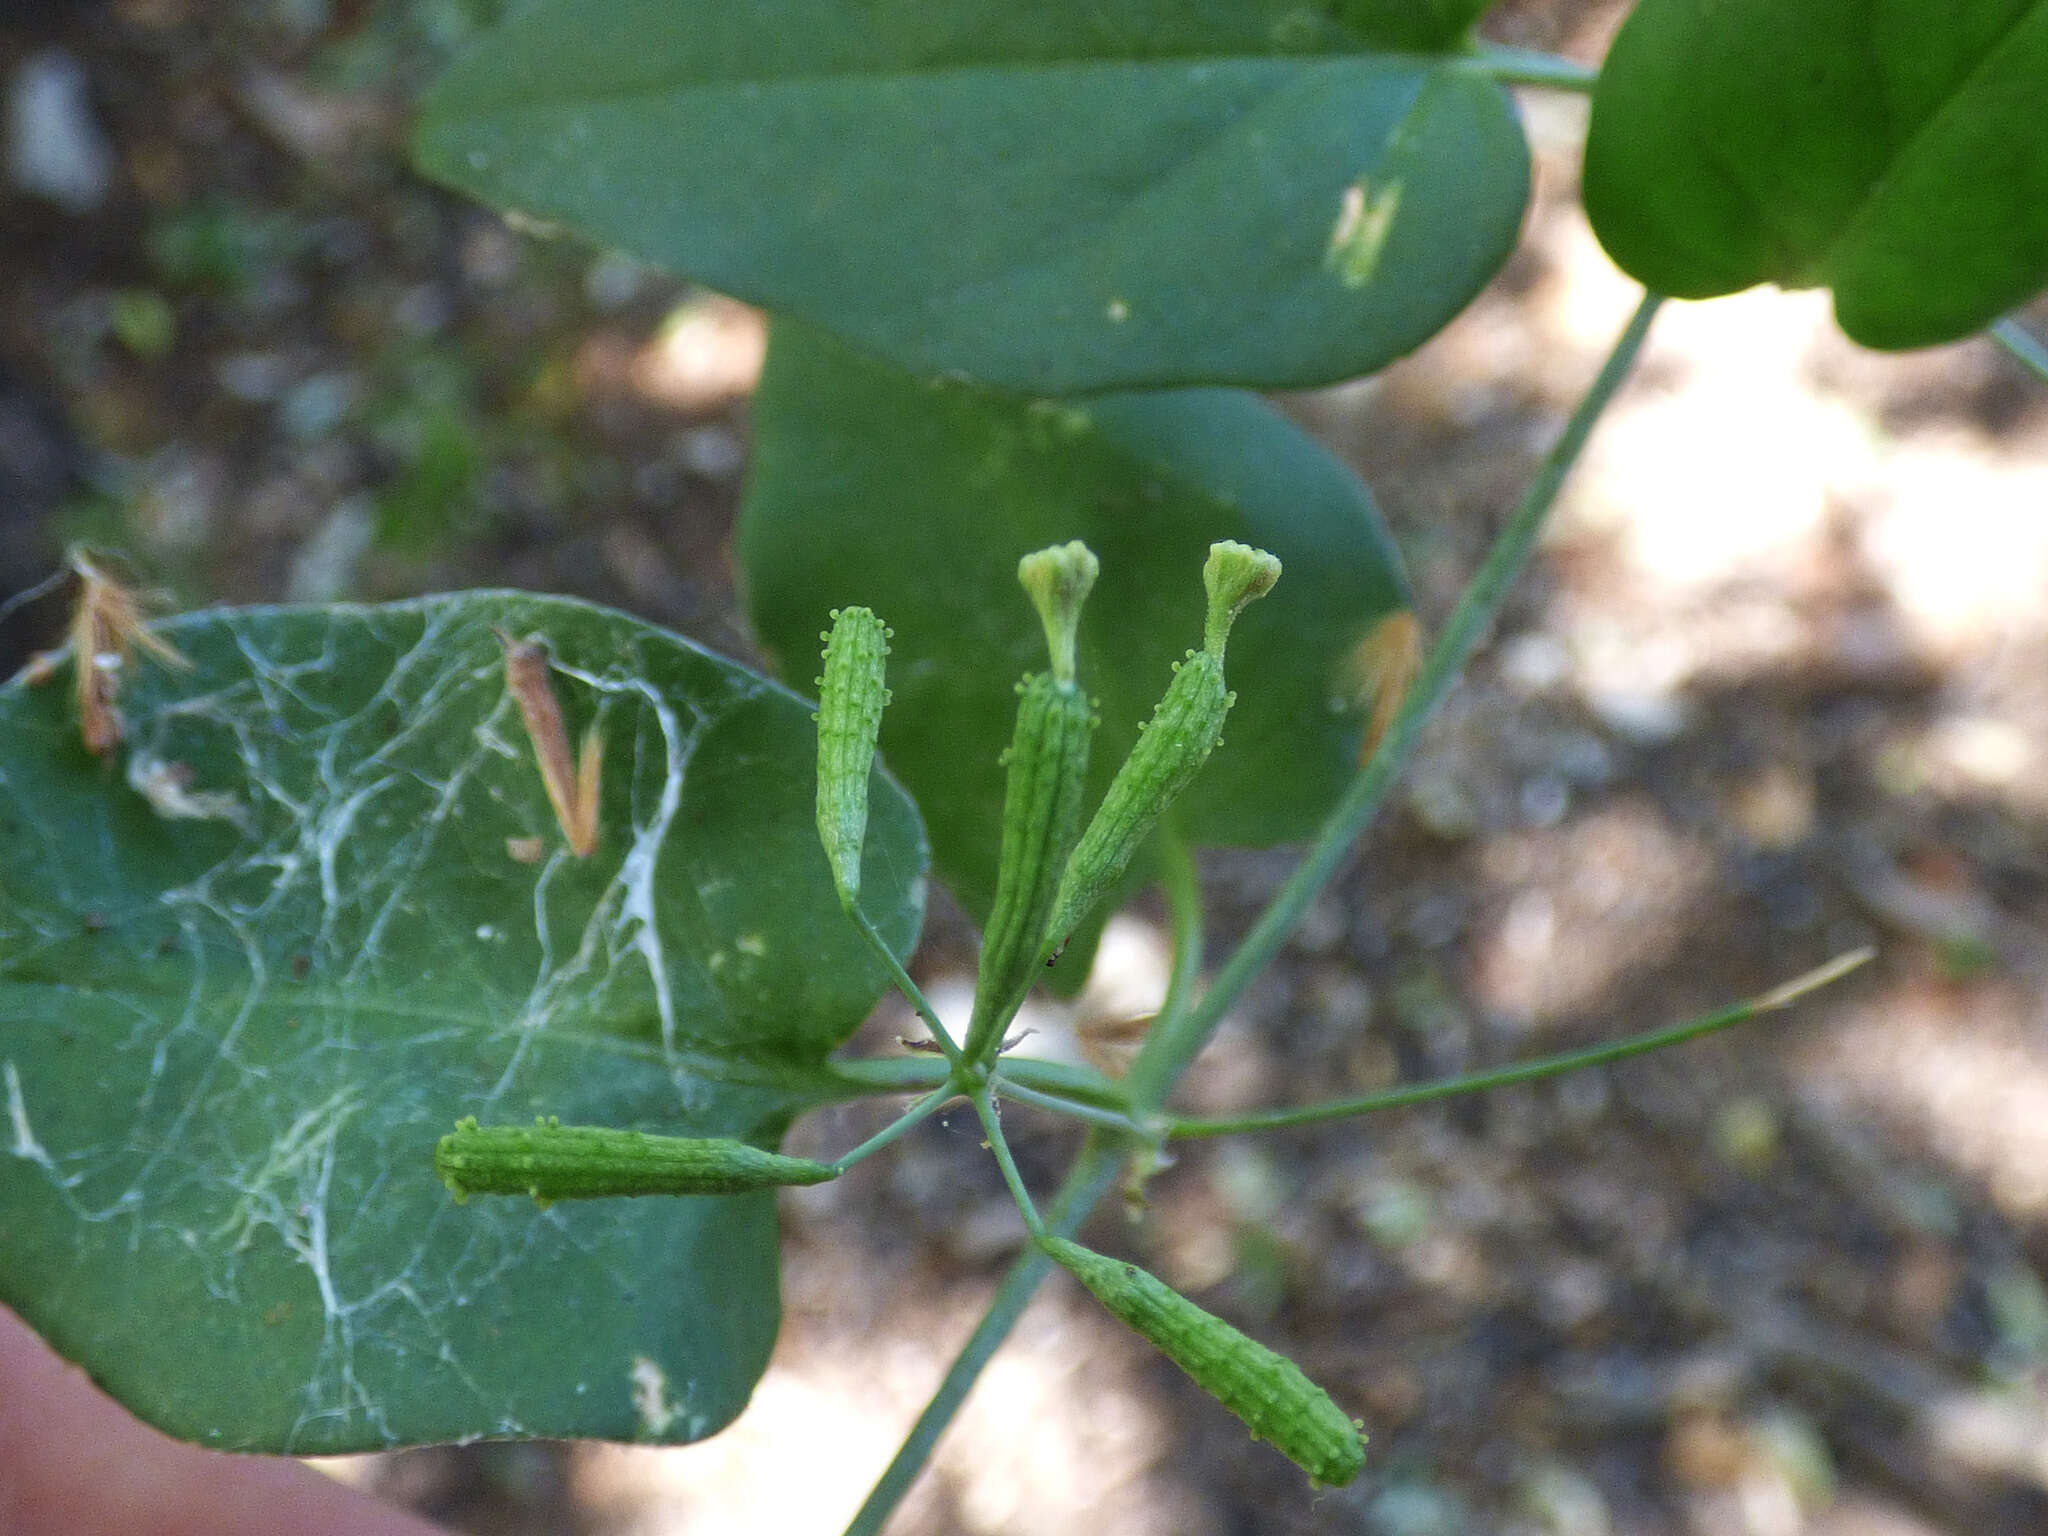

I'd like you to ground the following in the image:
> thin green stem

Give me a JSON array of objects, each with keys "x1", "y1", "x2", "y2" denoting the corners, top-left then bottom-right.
[
  {"x1": 830, "y1": 1088, "x2": 954, "y2": 1173},
  {"x1": 1127, "y1": 292, "x2": 1664, "y2": 1111},
  {"x1": 824, "y1": 1056, "x2": 950, "y2": 1093},
  {"x1": 1119, "y1": 827, "x2": 1207, "y2": 1117},
  {"x1": 1464, "y1": 43, "x2": 1600, "y2": 93},
  {"x1": 990, "y1": 1071, "x2": 1143, "y2": 1133},
  {"x1": 1153, "y1": 827, "x2": 1205, "y2": 1032},
  {"x1": 1170, "y1": 949, "x2": 1871, "y2": 1139},
  {"x1": 828, "y1": 1051, "x2": 1130, "y2": 1108},
  {"x1": 842, "y1": 1134, "x2": 1125, "y2": 1536},
  {"x1": 1992, "y1": 318, "x2": 2048, "y2": 387},
  {"x1": 969, "y1": 1087, "x2": 1045, "y2": 1238},
  {"x1": 851, "y1": 906, "x2": 962, "y2": 1069}
]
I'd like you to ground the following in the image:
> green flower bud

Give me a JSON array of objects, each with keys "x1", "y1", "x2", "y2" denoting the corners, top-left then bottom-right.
[
  {"x1": 963, "y1": 671, "x2": 1094, "y2": 1060},
  {"x1": 436, "y1": 1117, "x2": 836, "y2": 1206},
  {"x1": 1202, "y1": 540, "x2": 1282, "y2": 658},
  {"x1": 1039, "y1": 1236, "x2": 1364, "y2": 1486},
  {"x1": 814, "y1": 606, "x2": 891, "y2": 912},
  {"x1": 1044, "y1": 544, "x2": 1279, "y2": 954},
  {"x1": 959, "y1": 543, "x2": 1104, "y2": 1062},
  {"x1": 1017, "y1": 540, "x2": 1099, "y2": 686}
]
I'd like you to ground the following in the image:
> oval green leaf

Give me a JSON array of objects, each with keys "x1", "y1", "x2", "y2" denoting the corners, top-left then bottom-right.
[
  {"x1": 0, "y1": 592, "x2": 925, "y2": 1452},
  {"x1": 1583, "y1": 0, "x2": 2048, "y2": 348},
  {"x1": 736, "y1": 323, "x2": 1412, "y2": 960},
  {"x1": 412, "y1": 0, "x2": 1529, "y2": 392}
]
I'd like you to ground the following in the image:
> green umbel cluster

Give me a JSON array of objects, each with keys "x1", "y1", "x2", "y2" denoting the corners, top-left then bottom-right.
[{"x1": 434, "y1": 539, "x2": 1359, "y2": 1489}]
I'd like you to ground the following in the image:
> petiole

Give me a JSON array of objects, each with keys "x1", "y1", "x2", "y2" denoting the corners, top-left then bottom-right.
[
  {"x1": 969, "y1": 1086, "x2": 1046, "y2": 1240},
  {"x1": 1168, "y1": 949, "x2": 1872, "y2": 1140}
]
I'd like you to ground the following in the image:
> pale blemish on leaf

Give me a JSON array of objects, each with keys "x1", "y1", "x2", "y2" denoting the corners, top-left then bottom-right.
[
  {"x1": 127, "y1": 754, "x2": 251, "y2": 831},
  {"x1": 5, "y1": 1061, "x2": 53, "y2": 1170},
  {"x1": 1105, "y1": 297, "x2": 1130, "y2": 323},
  {"x1": 630, "y1": 1355, "x2": 679, "y2": 1437},
  {"x1": 735, "y1": 931, "x2": 768, "y2": 957},
  {"x1": 1324, "y1": 179, "x2": 1404, "y2": 289}
]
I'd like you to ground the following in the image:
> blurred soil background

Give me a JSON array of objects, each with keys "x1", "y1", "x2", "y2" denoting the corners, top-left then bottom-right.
[{"x1": 6, "y1": 2, "x2": 2048, "y2": 1533}]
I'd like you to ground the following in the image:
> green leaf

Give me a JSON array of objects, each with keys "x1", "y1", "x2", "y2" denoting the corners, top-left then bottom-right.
[
  {"x1": 1583, "y1": 0, "x2": 2048, "y2": 348},
  {"x1": 737, "y1": 323, "x2": 1412, "y2": 967},
  {"x1": 412, "y1": 0, "x2": 1529, "y2": 392},
  {"x1": 0, "y1": 592, "x2": 925, "y2": 1452},
  {"x1": 1331, "y1": 0, "x2": 1495, "y2": 52}
]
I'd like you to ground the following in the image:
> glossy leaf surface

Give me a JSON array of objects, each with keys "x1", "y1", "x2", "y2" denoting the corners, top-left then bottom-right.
[
  {"x1": 413, "y1": 0, "x2": 1530, "y2": 391},
  {"x1": 1584, "y1": 0, "x2": 2048, "y2": 347}
]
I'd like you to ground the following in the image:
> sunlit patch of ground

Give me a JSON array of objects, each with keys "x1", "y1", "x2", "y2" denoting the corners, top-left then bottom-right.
[
  {"x1": 568, "y1": 1245, "x2": 1192, "y2": 1536},
  {"x1": 1798, "y1": 982, "x2": 2048, "y2": 1222},
  {"x1": 1471, "y1": 797, "x2": 1718, "y2": 1028}
]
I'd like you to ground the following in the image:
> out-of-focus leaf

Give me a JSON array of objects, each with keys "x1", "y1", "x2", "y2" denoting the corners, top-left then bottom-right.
[{"x1": 1584, "y1": 0, "x2": 2048, "y2": 347}]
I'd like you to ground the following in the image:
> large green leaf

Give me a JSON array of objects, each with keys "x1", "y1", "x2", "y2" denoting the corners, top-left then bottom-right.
[
  {"x1": 1583, "y1": 0, "x2": 2048, "y2": 348},
  {"x1": 737, "y1": 323, "x2": 1412, "y2": 963},
  {"x1": 412, "y1": 0, "x2": 1530, "y2": 392},
  {"x1": 0, "y1": 593, "x2": 924, "y2": 1452}
]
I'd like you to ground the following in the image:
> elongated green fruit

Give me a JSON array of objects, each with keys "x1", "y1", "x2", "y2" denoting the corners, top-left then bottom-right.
[
  {"x1": 962, "y1": 671, "x2": 1094, "y2": 1061},
  {"x1": 814, "y1": 605, "x2": 891, "y2": 912},
  {"x1": 1044, "y1": 543, "x2": 1280, "y2": 954},
  {"x1": 1039, "y1": 1236, "x2": 1365, "y2": 1486},
  {"x1": 436, "y1": 1117, "x2": 837, "y2": 1205}
]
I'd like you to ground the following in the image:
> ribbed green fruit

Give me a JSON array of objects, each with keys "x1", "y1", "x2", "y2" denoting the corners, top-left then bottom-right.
[
  {"x1": 813, "y1": 605, "x2": 891, "y2": 911},
  {"x1": 1040, "y1": 1235, "x2": 1365, "y2": 1486},
  {"x1": 436, "y1": 1118, "x2": 837, "y2": 1206}
]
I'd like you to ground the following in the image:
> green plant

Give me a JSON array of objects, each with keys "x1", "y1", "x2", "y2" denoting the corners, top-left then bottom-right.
[{"x1": 3, "y1": 0, "x2": 2041, "y2": 1528}]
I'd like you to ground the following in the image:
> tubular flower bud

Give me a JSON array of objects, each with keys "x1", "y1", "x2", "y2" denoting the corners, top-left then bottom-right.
[
  {"x1": 963, "y1": 670, "x2": 1094, "y2": 1060},
  {"x1": 1201, "y1": 540, "x2": 1281, "y2": 659},
  {"x1": 1039, "y1": 1236, "x2": 1364, "y2": 1486},
  {"x1": 1016, "y1": 540, "x2": 1099, "y2": 686},
  {"x1": 1044, "y1": 543, "x2": 1279, "y2": 955},
  {"x1": 436, "y1": 1117, "x2": 837, "y2": 1206},
  {"x1": 814, "y1": 606, "x2": 892, "y2": 911}
]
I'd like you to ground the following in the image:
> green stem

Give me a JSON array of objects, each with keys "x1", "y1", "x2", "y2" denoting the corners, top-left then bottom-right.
[
  {"x1": 970, "y1": 1087, "x2": 1045, "y2": 1238},
  {"x1": 830, "y1": 1089, "x2": 954, "y2": 1173},
  {"x1": 1127, "y1": 292, "x2": 1664, "y2": 1110},
  {"x1": 1992, "y1": 318, "x2": 2048, "y2": 387},
  {"x1": 1170, "y1": 949, "x2": 1870, "y2": 1139},
  {"x1": 1120, "y1": 827, "x2": 1204, "y2": 1116},
  {"x1": 990, "y1": 1072, "x2": 1142, "y2": 1134},
  {"x1": 1464, "y1": 43, "x2": 1600, "y2": 93},
  {"x1": 852, "y1": 907, "x2": 962, "y2": 1069},
  {"x1": 828, "y1": 1053, "x2": 1130, "y2": 1108},
  {"x1": 1153, "y1": 827, "x2": 1205, "y2": 1031},
  {"x1": 824, "y1": 1056, "x2": 950, "y2": 1093},
  {"x1": 842, "y1": 1134, "x2": 1125, "y2": 1536}
]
